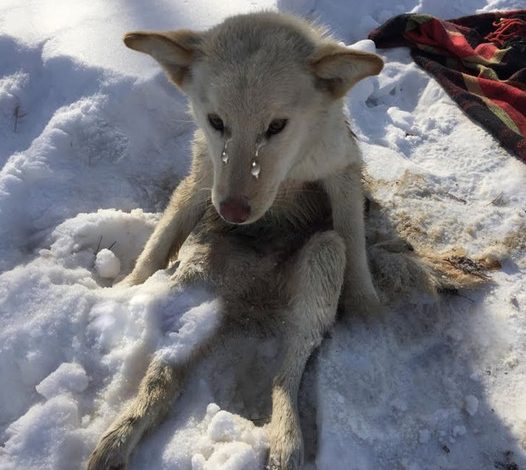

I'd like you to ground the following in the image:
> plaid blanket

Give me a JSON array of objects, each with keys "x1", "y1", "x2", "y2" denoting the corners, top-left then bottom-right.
[{"x1": 369, "y1": 11, "x2": 526, "y2": 162}]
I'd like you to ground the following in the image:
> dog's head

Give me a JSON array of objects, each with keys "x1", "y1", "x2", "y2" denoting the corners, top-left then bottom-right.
[{"x1": 124, "y1": 12, "x2": 382, "y2": 224}]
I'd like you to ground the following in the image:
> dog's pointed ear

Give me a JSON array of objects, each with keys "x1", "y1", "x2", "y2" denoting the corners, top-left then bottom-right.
[
  {"x1": 310, "y1": 44, "x2": 383, "y2": 98},
  {"x1": 124, "y1": 30, "x2": 202, "y2": 88}
]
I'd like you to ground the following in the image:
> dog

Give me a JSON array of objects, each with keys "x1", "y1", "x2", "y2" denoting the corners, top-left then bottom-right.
[{"x1": 86, "y1": 11, "x2": 458, "y2": 470}]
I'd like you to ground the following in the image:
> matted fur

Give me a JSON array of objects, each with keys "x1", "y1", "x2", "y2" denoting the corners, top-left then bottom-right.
[{"x1": 87, "y1": 11, "x2": 492, "y2": 470}]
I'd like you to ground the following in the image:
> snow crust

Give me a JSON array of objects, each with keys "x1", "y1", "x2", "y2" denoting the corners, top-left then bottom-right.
[{"x1": 1, "y1": 1, "x2": 525, "y2": 469}]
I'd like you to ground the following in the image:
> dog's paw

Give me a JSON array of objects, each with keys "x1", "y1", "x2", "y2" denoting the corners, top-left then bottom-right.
[
  {"x1": 86, "y1": 424, "x2": 133, "y2": 470},
  {"x1": 267, "y1": 423, "x2": 303, "y2": 470}
]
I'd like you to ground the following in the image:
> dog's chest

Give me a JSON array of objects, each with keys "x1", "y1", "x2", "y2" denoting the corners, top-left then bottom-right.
[{"x1": 174, "y1": 181, "x2": 333, "y2": 311}]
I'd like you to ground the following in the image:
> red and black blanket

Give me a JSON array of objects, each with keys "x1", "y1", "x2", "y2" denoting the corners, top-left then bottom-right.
[{"x1": 369, "y1": 10, "x2": 526, "y2": 162}]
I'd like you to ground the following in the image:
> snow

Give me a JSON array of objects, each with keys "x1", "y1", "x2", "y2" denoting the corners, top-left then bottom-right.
[
  {"x1": 1, "y1": 1, "x2": 525, "y2": 470},
  {"x1": 94, "y1": 249, "x2": 121, "y2": 279},
  {"x1": 464, "y1": 395, "x2": 479, "y2": 417},
  {"x1": 171, "y1": 404, "x2": 269, "y2": 470},
  {"x1": 155, "y1": 296, "x2": 221, "y2": 366},
  {"x1": 35, "y1": 362, "x2": 89, "y2": 400}
]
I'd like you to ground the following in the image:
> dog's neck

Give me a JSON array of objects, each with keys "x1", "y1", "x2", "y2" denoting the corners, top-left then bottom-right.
[{"x1": 287, "y1": 99, "x2": 360, "y2": 182}]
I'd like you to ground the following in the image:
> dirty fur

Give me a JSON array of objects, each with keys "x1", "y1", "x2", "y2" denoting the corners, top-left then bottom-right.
[{"x1": 87, "y1": 11, "x2": 492, "y2": 470}]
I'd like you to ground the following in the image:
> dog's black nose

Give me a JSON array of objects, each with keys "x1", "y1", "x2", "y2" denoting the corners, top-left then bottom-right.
[{"x1": 219, "y1": 197, "x2": 251, "y2": 224}]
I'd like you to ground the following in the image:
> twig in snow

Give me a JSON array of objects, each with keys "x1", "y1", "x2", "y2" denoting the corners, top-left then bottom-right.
[
  {"x1": 13, "y1": 104, "x2": 27, "y2": 133},
  {"x1": 95, "y1": 235, "x2": 103, "y2": 254},
  {"x1": 488, "y1": 192, "x2": 504, "y2": 206}
]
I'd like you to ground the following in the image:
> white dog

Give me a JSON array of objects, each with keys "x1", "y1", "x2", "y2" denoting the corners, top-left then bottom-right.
[{"x1": 88, "y1": 11, "x2": 386, "y2": 470}]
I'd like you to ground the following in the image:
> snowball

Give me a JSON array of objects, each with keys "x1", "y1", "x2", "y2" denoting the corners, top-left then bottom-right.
[
  {"x1": 36, "y1": 363, "x2": 89, "y2": 399},
  {"x1": 464, "y1": 395, "x2": 479, "y2": 416},
  {"x1": 95, "y1": 248, "x2": 121, "y2": 278}
]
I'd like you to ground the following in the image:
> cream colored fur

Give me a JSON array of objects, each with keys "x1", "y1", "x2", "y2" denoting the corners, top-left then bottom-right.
[{"x1": 86, "y1": 11, "x2": 486, "y2": 470}]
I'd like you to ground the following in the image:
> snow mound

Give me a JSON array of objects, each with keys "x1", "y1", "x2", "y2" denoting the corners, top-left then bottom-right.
[
  {"x1": 36, "y1": 363, "x2": 89, "y2": 400},
  {"x1": 190, "y1": 406, "x2": 268, "y2": 470}
]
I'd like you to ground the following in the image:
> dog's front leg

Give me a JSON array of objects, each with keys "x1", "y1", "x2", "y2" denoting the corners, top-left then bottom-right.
[
  {"x1": 121, "y1": 162, "x2": 211, "y2": 286},
  {"x1": 268, "y1": 231, "x2": 345, "y2": 470},
  {"x1": 322, "y1": 164, "x2": 380, "y2": 315}
]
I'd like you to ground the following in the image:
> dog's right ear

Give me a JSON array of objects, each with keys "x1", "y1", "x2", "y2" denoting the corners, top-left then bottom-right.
[
  {"x1": 310, "y1": 44, "x2": 383, "y2": 99},
  {"x1": 124, "y1": 30, "x2": 202, "y2": 89}
]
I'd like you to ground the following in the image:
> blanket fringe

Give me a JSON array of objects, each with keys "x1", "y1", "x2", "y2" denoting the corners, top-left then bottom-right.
[{"x1": 485, "y1": 16, "x2": 526, "y2": 48}]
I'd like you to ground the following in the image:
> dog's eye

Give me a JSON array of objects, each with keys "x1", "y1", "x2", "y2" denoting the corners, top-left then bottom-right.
[
  {"x1": 266, "y1": 119, "x2": 288, "y2": 137},
  {"x1": 208, "y1": 114, "x2": 224, "y2": 132}
]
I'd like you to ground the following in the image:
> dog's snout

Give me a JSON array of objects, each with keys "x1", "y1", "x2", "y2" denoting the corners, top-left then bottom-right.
[{"x1": 219, "y1": 197, "x2": 251, "y2": 224}]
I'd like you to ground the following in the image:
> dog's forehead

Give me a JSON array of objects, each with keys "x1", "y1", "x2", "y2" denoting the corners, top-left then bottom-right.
[
  {"x1": 194, "y1": 19, "x2": 319, "y2": 116},
  {"x1": 208, "y1": 58, "x2": 311, "y2": 112}
]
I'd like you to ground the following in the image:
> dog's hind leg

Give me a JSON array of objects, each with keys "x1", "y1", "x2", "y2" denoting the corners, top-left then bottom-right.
[
  {"x1": 268, "y1": 231, "x2": 345, "y2": 470},
  {"x1": 87, "y1": 359, "x2": 184, "y2": 470},
  {"x1": 86, "y1": 339, "x2": 213, "y2": 470}
]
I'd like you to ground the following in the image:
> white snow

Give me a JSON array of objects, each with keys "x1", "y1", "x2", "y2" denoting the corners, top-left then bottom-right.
[
  {"x1": 464, "y1": 395, "x2": 479, "y2": 417},
  {"x1": 94, "y1": 249, "x2": 121, "y2": 279},
  {"x1": 418, "y1": 429, "x2": 431, "y2": 444},
  {"x1": 1, "y1": 1, "x2": 525, "y2": 470},
  {"x1": 35, "y1": 362, "x2": 89, "y2": 400},
  {"x1": 453, "y1": 425, "x2": 467, "y2": 438},
  {"x1": 155, "y1": 297, "x2": 221, "y2": 365},
  {"x1": 180, "y1": 405, "x2": 269, "y2": 470}
]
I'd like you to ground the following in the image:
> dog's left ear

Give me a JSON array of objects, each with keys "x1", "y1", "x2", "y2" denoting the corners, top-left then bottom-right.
[
  {"x1": 310, "y1": 44, "x2": 383, "y2": 98},
  {"x1": 124, "y1": 30, "x2": 202, "y2": 89}
]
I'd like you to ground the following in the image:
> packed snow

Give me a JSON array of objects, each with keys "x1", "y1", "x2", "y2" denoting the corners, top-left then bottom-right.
[
  {"x1": 94, "y1": 249, "x2": 121, "y2": 279},
  {"x1": 1, "y1": 1, "x2": 525, "y2": 469}
]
